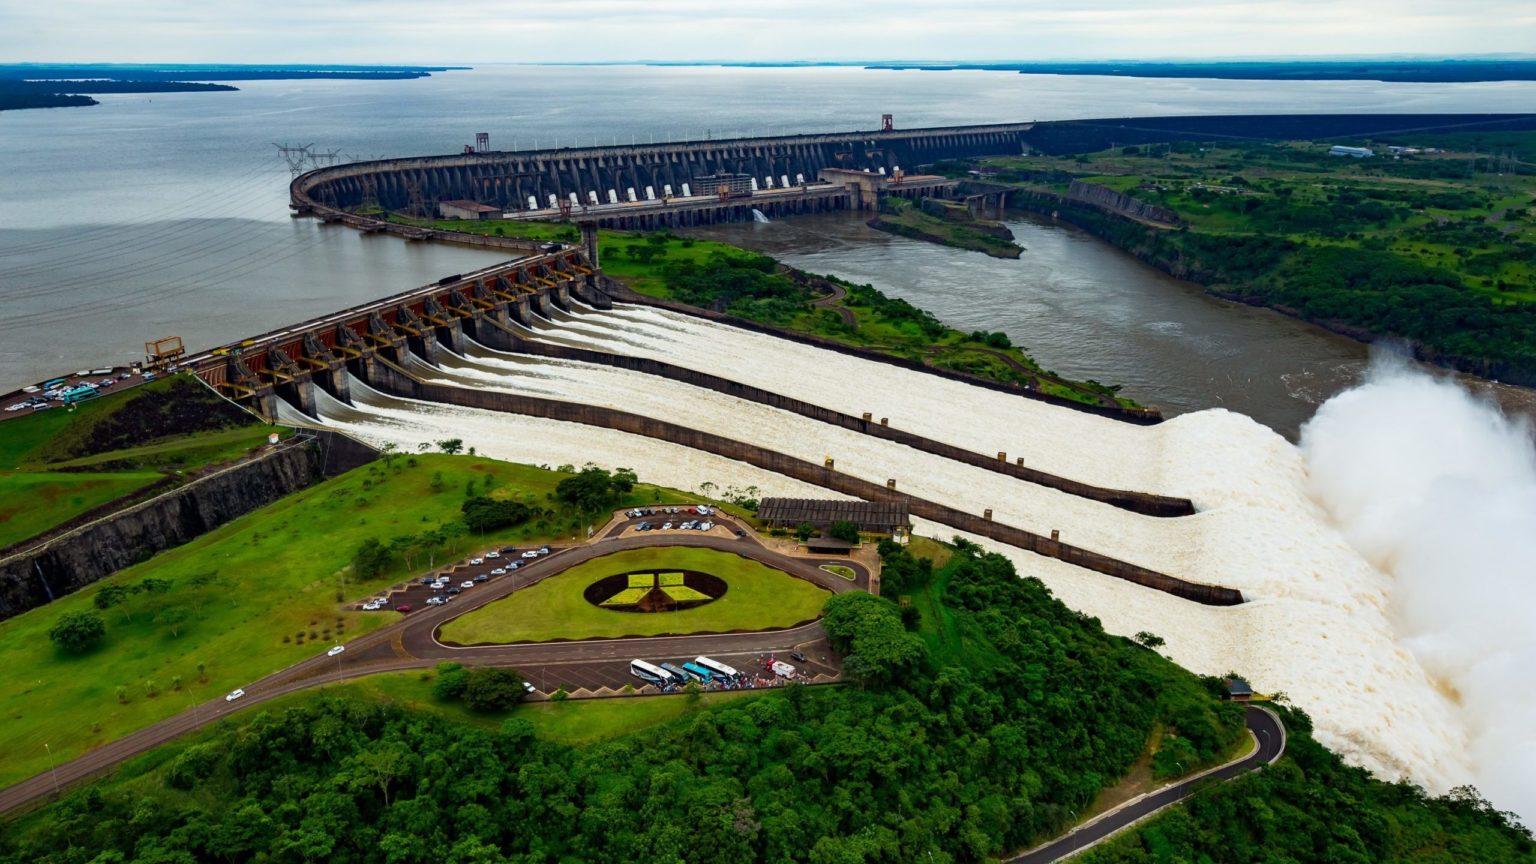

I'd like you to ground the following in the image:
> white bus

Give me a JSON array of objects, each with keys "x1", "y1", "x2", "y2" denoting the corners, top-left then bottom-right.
[
  {"x1": 630, "y1": 659, "x2": 672, "y2": 686},
  {"x1": 694, "y1": 655, "x2": 738, "y2": 679}
]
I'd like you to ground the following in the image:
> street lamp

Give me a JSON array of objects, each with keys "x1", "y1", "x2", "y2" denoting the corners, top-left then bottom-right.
[{"x1": 43, "y1": 743, "x2": 61, "y2": 798}]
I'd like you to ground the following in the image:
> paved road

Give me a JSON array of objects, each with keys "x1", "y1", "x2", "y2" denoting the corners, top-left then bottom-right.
[
  {"x1": 0, "y1": 519, "x2": 864, "y2": 816},
  {"x1": 1007, "y1": 706, "x2": 1286, "y2": 864}
]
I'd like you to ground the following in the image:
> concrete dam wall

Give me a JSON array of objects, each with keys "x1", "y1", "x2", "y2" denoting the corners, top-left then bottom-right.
[{"x1": 293, "y1": 123, "x2": 1031, "y2": 215}]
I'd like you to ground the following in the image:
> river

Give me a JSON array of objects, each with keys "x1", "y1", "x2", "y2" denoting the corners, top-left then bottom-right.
[
  {"x1": 5, "y1": 64, "x2": 1536, "y2": 427},
  {"x1": 690, "y1": 212, "x2": 1536, "y2": 438}
]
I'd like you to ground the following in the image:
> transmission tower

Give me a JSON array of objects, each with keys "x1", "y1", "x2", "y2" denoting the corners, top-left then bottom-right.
[
  {"x1": 404, "y1": 175, "x2": 428, "y2": 219},
  {"x1": 274, "y1": 142, "x2": 316, "y2": 176}
]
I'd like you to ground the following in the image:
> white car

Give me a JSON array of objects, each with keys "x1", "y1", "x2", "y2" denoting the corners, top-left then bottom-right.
[
  {"x1": 469, "y1": 557, "x2": 484, "y2": 565},
  {"x1": 362, "y1": 602, "x2": 380, "y2": 611},
  {"x1": 21, "y1": 386, "x2": 39, "y2": 393},
  {"x1": 460, "y1": 580, "x2": 475, "y2": 589},
  {"x1": 701, "y1": 521, "x2": 715, "y2": 531},
  {"x1": 485, "y1": 550, "x2": 500, "y2": 558},
  {"x1": 521, "y1": 550, "x2": 539, "y2": 559},
  {"x1": 327, "y1": 645, "x2": 345, "y2": 657},
  {"x1": 225, "y1": 689, "x2": 245, "y2": 702},
  {"x1": 490, "y1": 567, "x2": 507, "y2": 575},
  {"x1": 522, "y1": 681, "x2": 537, "y2": 693},
  {"x1": 5, "y1": 403, "x2": 27, "y2": 412},
  {"x1": 663, "y1": 522, "x2": 674, "y2": 530},
  {"x1": 75, "y1": 369, "x2": 90, "y2": 377}
]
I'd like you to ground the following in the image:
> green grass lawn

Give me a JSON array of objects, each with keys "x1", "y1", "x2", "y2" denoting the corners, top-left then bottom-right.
[
  {"x1": 0, "y1": 455, "x2": 678, "y2": 788},
  {"x1": 0, "y1": 471, "x2": 160, "y2": 548},
  {"x1": 0, "y1": 378, "x2": 281, "y2": 550},
  {"x1": 819, "y1": 564, "x2": 857, "y2": 581},
  {"x1": 440, "y1": 546, "x2": 830, "y2": 644}
]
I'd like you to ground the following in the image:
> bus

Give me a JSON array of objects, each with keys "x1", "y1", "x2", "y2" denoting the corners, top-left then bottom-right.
[
  {"x1": 42, "y1": 378, "x2": 67, "y2": 391},
  {"x1": 60, "y1": 386, "x2": 99, "y2": 405},
  {"x1": 694, "y1": 656, "x2": 738, "y2": 680},
  {"x1": 680, "y1": 662, "x2": 714, "y2": 684},
  {"x1": 659, "y1": 662, "x2": 692, "y2": 684},
  {"x1": 629, "y1": 659, "x2": 671, "y2": 686}
]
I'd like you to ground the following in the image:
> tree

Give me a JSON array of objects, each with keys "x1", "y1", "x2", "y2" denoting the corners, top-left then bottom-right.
[
  {"x1": 351, "y1": 538, "x2": 392, "y2": 578},
  {"x1": 462, "y1": 667, "x2": 528, "y2": 712},
  {"x1": 49, "y1": 610, "x2": 106, "y2": 653},
  {"x1": 436, "y1": 438, "x2": 464, "y2": 455},
  {"x1": 434, "y1": 663, "x2": 470, "y2": 701},
  {"x1": 157, "y1": 607, "x2": 190, "y2": 637},
  {"x1": 94, "y1": 583, "x2": 134, "y2": 622},
  {"x1": 795, "y1": 522, "x2": 816, "y2": 542},
  {"x1": 378, "y1": 442, "x2": 398, "y2": 466},
  {"x1": 555, "y1": 466, "x2": 635, "y2": 513},
  {"x1": 828, "y1": 520, "x2": 860, "y2": 544},
  {"x1": 1135, "y1": 631, "x2": 1167, "y2": 650},
  {"x1": 135, "y1": 577, "x2": 173, "y2": 596},
  {"x1": 460, "y1": 496, "x2": 535, "y2": 533}
]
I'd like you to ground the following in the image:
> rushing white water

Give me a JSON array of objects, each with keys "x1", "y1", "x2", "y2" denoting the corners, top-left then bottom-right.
[
  {"x1": 294, "y1": 304, "x2": 1514, "y2": 809},
  {"x1": 1301, "y1": 356, "x2": 1536, "y2": 821}
]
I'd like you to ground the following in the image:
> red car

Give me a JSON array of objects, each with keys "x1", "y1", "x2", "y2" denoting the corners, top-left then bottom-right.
[{"x1": 395, "y1": 604, "x2": 412, "y2": 613}]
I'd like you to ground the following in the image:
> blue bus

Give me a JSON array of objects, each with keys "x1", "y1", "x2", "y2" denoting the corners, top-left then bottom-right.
[
  {"x1": 659, "y1": 662, "x2": 691, "y2": 684},
  {"x1": 60, "y1": 386, "x2": 99, "y2": 405},
  {"x1": 42, "y1": 378, "x2": 67, "y2": 390},
  {"x1": 680, "y1": 662, "x2": 714, "y2": 684}
]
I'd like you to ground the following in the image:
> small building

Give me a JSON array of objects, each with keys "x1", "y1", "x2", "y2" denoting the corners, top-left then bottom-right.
[
  {"x1": 805, "y1": 536, "x2": 856, "y2": 555},
  {"x1": 758, "y1": 498, "x2": 909, "y2": 535},
  {"x1": 438, "y1": 199, "x2": 501, "y2": 220},
  {"x1": 692, "y1": 173, "x2": 755, "y2": 198},
  {"x1": 1328, "y1": 145, "x2": 1374, "y2": 159},
  {"x1": 1223, "y1": 677, "x2": 1254, "y2": 701}
]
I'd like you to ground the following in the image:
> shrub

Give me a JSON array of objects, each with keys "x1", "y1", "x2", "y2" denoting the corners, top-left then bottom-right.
[{"x1": 48, "y1": 611, "x2": 106, "y2": 654}]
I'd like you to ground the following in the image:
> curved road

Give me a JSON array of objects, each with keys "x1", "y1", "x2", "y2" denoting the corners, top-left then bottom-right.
[
  {"x1": 0, "y1": 521, "x2": 863, "y2": 816},
  {"x1": 1007, "y1": 706, "x2": 1286, "y2": 863}
]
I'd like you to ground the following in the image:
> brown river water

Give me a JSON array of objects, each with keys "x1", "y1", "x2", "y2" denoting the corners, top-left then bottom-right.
[{"x1": 690, "y1": 211, "x2": 1536, "y2": 439}]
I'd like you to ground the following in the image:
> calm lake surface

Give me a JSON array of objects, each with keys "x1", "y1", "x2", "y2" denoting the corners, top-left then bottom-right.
[{"x1": 4, "y1": 64, "x2": 1535, "y2": 429}]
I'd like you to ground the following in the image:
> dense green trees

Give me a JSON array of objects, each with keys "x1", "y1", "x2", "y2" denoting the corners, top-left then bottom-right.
[
  {"x1": 5, "y1": 541, "x2": 1528, "y2": 863},
  {"x1": 460, "y1": 496, "x2": 535, "y2": 533},
  {"x1": 46, "y1": 610, "x2": 105, "y2": 653},
  {"x1": 554, "y1": 465, "x2": 637, "y2": 513}
]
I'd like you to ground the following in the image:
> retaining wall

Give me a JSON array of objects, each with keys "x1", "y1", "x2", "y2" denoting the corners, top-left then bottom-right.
[{"x1": 365, "y1": 359, "x2": 1240, "y2": 606}]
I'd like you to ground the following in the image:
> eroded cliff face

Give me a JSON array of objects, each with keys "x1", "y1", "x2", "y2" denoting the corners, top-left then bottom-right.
[
  {"x1": 1065, "y1": 180, "x2": 1180, "y2": 225},
  {"x1": 1, "y1": 442, "x2": 325, "y2": 622}
]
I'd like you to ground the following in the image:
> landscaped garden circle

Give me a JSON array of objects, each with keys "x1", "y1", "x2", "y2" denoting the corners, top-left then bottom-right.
[
  {"x1": 582, "y1": 570, "x2": 727, "y2": 612},
  {"x1": 438, "y1": 546, "x2": 829, "y2": 645}
]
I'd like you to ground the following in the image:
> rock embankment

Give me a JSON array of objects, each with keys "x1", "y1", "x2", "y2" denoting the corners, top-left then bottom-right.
[{"x1": 1065, "y1": 179, "x2": 1180, "y2": 226}]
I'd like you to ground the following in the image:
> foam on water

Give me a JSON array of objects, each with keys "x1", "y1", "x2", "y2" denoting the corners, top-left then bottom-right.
[{"x1": 310, "y1": 307, "x2": 1513, "y2": 810}]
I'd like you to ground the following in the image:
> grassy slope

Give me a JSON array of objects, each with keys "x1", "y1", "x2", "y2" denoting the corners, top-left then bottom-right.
[
  {"x1": 0, "y1": 455, "x2": 696, "y2": 787},
  {"x1": 0, "y1": 378, "x2": 277, "y2": 550},
  {"x1": 439, "y1": 546, "x2": 830, "y2": 644}
]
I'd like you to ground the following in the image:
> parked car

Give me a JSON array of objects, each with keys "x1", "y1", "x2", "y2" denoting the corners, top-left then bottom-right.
[
  {"x1": 5, "y1": 403, "x2": 27, "y2": 412},
  {"x1": 636, "y1": 521, "x2": 651, "y2": 531},
  {"x1": 327, "y1": 645, "x2": 345, "y2": 657},
  {"x1": 225, "y1": 689, "x2": 245, "y2": 702},
  {"x1": 490, "y1": 567, "x2": 507, "y2": 575},
  {"x1": 508, "y1": 560, "x2": 522, "y2": 570},
  {"x1": 427, "y1": 596, "x2": 446, "y2": 606},
  {"x1": 460, "y1": 580, "x2": 475, "y2": 589},
  {"x1": 735, "y1": 528, "x2": 746, "y2": 537},
  {"x1": 470, "y1": 557, "x2": 484, "y2": 565},
  {"x1": 790, "y1": 651, "x2": 808, "y2": 663},
  {"x1": 447, "y1": 587, "x2": 461, "y2": 595},
  {"x1": 500, "y1": 546, "x2": 518, "y2": 553},
  {"x1": 362, "y1": 602, "x2": 381, "y2": 611},
  {"x1": 521, "y1": 550, "x2": 539, "y2": 559},
  {"x1": 486, "y1": 550, "x2": 500, "y2": 558},
  {"x1": 701, "y1": 521, "x2": 715, "y2": 531},
  {"x1": 474, "y1": 574, "x2": 489, "y2": 583},
  {"x1": 395, "y1": 604, "x2": 412, "y2": 613},
  {"x1": 537, "y1": 546, "x2": 550, "y2": 556},
  {"x1": 522, "y1": 681, "x2": 537, "y2": 694},
  {"x1": 662, "y1": 522, "x2": 673, "y2": 530}
]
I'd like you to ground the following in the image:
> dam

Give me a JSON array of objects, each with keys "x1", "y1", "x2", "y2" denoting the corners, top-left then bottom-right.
[{"x1": 290, "y1": 122, "x2": 1028, "y2": 228}]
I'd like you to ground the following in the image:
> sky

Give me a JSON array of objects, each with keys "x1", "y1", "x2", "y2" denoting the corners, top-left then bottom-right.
[{"x1": 2, "y1": 0, "x2": 1534, "y2": 64}]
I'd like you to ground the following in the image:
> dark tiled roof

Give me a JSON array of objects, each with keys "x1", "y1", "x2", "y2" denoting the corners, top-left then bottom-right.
[{"x1": 758, "y1": 498, "x2": 908, "y2": 531}]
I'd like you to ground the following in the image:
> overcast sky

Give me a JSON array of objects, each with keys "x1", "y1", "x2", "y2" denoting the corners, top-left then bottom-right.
[{"x1": 3, "y1": 0, "x2": 1534, "y2": 64}]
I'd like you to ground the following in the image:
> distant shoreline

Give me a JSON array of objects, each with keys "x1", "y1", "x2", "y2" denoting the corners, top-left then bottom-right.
[
  {"x1": 0, "y1": 64, "x2": 466, "y2": 112},
  {"x1": 630, "y1": 58, "x2": 1536, "y2": 84}
]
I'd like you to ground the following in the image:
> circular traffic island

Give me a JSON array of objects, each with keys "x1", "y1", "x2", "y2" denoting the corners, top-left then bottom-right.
[{"x1": 437, "y1": 546, "x2": 829, "y2": 645}]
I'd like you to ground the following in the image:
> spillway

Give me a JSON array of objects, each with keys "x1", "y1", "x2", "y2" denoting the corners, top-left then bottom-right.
[{"x1": 295, "y1": 300, "x2": 1473, "y2": 797}]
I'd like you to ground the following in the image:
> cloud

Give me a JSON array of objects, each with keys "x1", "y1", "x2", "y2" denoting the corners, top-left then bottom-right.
[{"x1": 2, "y1": 0, "x2": 1533, "y2": 63}]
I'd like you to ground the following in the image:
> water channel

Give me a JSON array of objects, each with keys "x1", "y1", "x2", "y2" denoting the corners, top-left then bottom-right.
[{"x1": 692, "y1": 212, "x2": 1536, "y2": 439}]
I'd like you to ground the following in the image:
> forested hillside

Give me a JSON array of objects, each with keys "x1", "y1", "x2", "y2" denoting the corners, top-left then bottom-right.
[{"x1": 1, "y1": 542, "x2": 1527, "y2": 863}]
